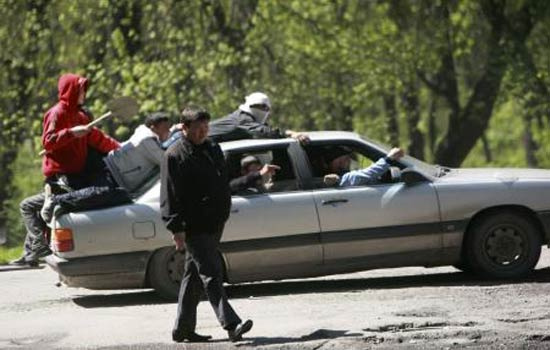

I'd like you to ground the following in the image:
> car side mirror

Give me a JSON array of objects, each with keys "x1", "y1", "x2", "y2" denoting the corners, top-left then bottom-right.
[{"x1": 401, "y1": 168, "x2": 429, "y2": 185}]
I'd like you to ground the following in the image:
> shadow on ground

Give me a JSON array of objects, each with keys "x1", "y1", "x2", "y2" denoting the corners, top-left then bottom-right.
[
  {"x1": 66, "y1": 329, "x2": 362, "y2": 350},
  {"x1": 71, "y1": 267, "x2": 550, "y2": 308}
]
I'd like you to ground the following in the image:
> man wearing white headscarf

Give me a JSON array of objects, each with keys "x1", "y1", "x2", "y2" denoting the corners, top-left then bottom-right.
[{"x1": 163, "y1": 92, "x2": 309, "y2": 147}]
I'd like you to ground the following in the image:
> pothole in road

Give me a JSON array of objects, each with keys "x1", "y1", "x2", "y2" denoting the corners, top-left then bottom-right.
[
  {"x1": 0, "y1": 297, "x2": 74, "y2": 313},
  {"x1": 527, "y1": 334, "x2": 550, "y2": 342},
  {"x1": 497, "y1": 313, "x2": 550, "y2": 323},
  {"x1": 0, "y1": 333, "x2": 67, "y2": 349},
  {"x1": 393, "y1": 307, "x2": 449, "y2": 318},
  {"x1": 364, "y1": 320, "x2": 478, "y2": 333}
]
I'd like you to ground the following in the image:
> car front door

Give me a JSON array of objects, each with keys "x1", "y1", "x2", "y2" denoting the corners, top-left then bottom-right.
[{"x1": 303, "y1": 140, "x2": 442, "y2": 271}]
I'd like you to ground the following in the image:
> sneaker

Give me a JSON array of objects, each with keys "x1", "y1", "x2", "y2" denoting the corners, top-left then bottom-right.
[
  {"x1": 228, "y1": 319, "x2": 253, "y2": 342},
  {"x1": 9, "y1": 256, "x2": 39, "y2": 267},
  {"x1": 40, "y1": 184, "x2": 54, "y2": 223}
]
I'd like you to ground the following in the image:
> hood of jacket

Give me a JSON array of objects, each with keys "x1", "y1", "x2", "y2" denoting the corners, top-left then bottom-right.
[{"x1": 58, "y1": 73, "x2": 88, "y2": 113}]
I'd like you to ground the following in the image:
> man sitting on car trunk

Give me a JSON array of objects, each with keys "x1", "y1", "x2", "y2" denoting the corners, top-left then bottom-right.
[
  {"x1": 40, "y1": 112, "x2": 172, "y2": 223},
  {"x1": 323, "y1": 146, "x2": 405, "y2": 187}
]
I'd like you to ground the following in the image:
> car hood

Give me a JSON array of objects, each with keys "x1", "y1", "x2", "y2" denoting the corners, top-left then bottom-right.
[{"x1": 438, "y1": 168, "x2": 550, "y2": 183}]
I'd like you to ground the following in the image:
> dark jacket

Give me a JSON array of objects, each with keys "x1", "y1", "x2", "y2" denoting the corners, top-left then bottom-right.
[
  {"x1": 42, "y1": 74, "x2": 120, "y2": 177},
  {"x1": 160, "y1": 137, "x2": 231, "y2": 234},
  {"x1": 208, "y1": 109, "x2": 286, "y2": 143},
  {"x1": 229, "y1": 171, "x2": 263, "y2": 195}
]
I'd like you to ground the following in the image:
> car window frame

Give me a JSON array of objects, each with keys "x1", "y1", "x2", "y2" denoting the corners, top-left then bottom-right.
[
  {"x1": 224, "y1": 142, "x2": 306, "y2": 197},
  {"x1": 298, "y1": 139, "x2": 408, "y2": 190}
]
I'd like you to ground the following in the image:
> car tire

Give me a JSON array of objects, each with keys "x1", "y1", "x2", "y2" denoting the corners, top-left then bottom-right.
[
  {"x1": 465, "y1": 211, "x2": 542, "y2": 279},
  {"x1": 148, "y1": 246, "x2": 185, "y2": 300}
]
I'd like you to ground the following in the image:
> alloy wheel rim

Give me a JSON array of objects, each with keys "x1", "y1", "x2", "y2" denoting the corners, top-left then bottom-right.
[{"x1": 484, "y1": 224, "x2": 525, "y2": 266}]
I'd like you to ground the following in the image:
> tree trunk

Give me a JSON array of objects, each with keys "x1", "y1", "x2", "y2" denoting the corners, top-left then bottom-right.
[
  {"x1": 523, "y1": 116, "x2": 539, "y2": 167},
  {"x1": 383, "y1": 92, "x2": 399, "y2": 146},
  {"x1": 434, "y1": 0, "x2": 509, "y2": 167},
  {"x1": 403, "y1": 83, "x2": 424, "y2": 160},
  {"x1": 208, "y1": 0, "x2": 259, "y2": 91},
  {"x1": 481, "y1": 134, "x2": 493, "y2": 163}
]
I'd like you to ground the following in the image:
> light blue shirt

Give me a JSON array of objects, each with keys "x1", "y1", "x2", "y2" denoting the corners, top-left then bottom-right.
[{"x1": 339, "y1": 157, "x2": 391, "y2": 187}]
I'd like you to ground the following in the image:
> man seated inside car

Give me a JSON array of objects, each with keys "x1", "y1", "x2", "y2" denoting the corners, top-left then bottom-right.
[
  {"x1": 230, "y1": 155, "x2": 280, "y2": 195},
  {"x1": 40, "y1": 112, "x2": 172, "y2": 222},
  {"x1": 323, "y1": 146, "x2": 405, "y2": 187}
]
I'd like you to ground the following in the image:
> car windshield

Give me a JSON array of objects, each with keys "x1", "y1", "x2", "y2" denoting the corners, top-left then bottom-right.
[{"x1": 360, "y1": 135, "x2": 440, "y2": 177}]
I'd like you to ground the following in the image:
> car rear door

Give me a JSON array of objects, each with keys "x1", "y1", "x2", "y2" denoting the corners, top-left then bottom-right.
[{"x1": 221, "y1": 142, "x2": 322, "y2": 282}]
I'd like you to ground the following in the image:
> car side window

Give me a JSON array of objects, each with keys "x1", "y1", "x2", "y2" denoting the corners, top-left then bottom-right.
[
  {"x1": 304, "y1": 143, "x2": 395, "y2": 188},
  {"x1": 226, "y1": 146, "x2": 299, "y2": 196}
]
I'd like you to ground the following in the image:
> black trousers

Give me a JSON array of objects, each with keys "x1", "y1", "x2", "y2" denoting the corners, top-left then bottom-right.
[
  {"x1": 173, "y1": 227, "x2": 241, "y2": 333},
  {"x1": 49, "y1": 167, "x2": 131, "y2": 215}
]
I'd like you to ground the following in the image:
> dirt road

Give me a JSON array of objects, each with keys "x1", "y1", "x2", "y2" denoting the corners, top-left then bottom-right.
[{"x1": 2, "y1": 250, "x2": 550, "y2": 349}]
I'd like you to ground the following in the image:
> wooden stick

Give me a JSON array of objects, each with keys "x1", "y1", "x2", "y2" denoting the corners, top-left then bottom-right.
[{"x1": 39, "y1": 111, "x2": 112, "y2": 156}]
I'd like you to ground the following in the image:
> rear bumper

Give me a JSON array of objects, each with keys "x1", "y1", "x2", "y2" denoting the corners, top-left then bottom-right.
[{"x1": 46, "y1": 251, "x2": 152, "y2": 290}]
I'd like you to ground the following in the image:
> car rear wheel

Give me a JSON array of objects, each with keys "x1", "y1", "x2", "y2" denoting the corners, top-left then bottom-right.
[
  {"x1": 148, "y1": 246, "x2": 185, "y2": 300},
  {"x1": 465, "y1": 211, "x2": 542, "y2": 279}
]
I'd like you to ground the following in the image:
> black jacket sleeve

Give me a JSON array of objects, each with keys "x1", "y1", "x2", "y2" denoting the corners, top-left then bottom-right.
[
  {"x1": 236, "y1": 114, "x2": 285, "y2": 139},
  {"x1": 229, "y1": 171, "x2": 262, "y2": 194},
  {"x1": 160, "y1": 152, "x2": 187, "y2": 234}
]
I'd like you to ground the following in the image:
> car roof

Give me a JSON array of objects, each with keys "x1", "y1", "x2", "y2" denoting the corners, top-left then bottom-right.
[{"x1": 220, "y1": 131, "x2": 363, "y2": 151}]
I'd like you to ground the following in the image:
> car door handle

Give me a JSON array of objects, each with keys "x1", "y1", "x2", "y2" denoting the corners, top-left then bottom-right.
[
  {"x1": 322, "y1": 199, "x2": 349, "y2": 205},
  {"x1": 231, "y1": 208, "x2": 239, "y2": 213}
]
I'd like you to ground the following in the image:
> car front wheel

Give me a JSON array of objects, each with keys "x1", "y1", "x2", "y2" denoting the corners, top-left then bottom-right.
[
  {"x1": 465, "y1": 211, "x2": 542, "y2": 279},
  {"x1": 148, "y1": 246, "x2": 185, "y2": 300}
]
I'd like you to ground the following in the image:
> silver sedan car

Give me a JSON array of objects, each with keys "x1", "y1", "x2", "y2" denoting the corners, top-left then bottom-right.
[{"x1": 46, "y1": 131, "x2": 550, "y2": 299}]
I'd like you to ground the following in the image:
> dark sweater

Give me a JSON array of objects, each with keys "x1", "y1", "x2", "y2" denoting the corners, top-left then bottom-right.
[{"x1": 160, "y1": 137, "x2": 231, "y2": 234}]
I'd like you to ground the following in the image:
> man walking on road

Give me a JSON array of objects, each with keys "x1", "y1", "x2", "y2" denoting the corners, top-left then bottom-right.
[{"x1": 160, "y1": 106, "x2": 252, "y2": 343}]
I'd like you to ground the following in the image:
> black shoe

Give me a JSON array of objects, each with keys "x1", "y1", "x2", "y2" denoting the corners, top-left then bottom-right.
[
  {"x1": 9, "y1": 256, "x2": 39, "y2": 267},
  {"x1": 172, "y1": 330, "x2": 212, "y2": 343},
  {"x1": 228, "y1": 319, "x2": 253, "y2": 342}
]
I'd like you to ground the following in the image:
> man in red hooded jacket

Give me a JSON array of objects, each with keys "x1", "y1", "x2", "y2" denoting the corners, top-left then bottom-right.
[
  {"x1": 9, "y1": 74, "x2": 120, "y2": 267},
  {"x1": 42, "y1": 73, "x2": 120, "y2": 190}
]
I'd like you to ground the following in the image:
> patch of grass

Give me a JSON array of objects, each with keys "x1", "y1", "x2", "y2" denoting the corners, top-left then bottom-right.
[{"x1": 0, "y1": 246, "x2": 23, "y2": 265}]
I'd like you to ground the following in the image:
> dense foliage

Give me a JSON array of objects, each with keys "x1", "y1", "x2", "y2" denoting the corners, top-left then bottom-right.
[{"x1": 0, "y1": 0, "x2": 549, "y2": 244}]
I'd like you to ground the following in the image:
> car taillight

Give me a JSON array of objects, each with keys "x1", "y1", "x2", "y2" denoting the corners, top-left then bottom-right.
[{"x1": 53, "y1": 228, "x2": 74, "y2": 252}]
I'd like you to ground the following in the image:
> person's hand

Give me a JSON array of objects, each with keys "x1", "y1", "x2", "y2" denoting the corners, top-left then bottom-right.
[
  {"x1": 287, "y1": 131, "x2": 310, "y2": 144},
  {"x1": 387, "y1": 147, "x2": 405, "y2": 161},
  {"x1": 70, "y1": 125, "x2": 91, "y2": 138},
  {"x1": 173, "y1": 232, "x2": 186, "y2": 251},
  {"x1": 170, "y1": 123, "x2": 183, "y2": 132},
  {"x1": 323, "y1": 173, "x2": 341, "y2": 186},
  {"x1": 260, "y1": 164, "x2": 280, "y2": 177}
]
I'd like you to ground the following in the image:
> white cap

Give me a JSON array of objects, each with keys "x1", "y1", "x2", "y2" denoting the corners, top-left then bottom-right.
[{"x1": 239, "y1": 92, "x2": 271, "y2": 114}]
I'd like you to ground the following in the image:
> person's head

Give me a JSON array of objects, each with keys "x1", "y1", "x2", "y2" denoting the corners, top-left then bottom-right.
[
  {"x1": 240, "y1": 155, "x2": 262, "y2": 175},
  {"x1": 180, "y1": 106, "x2": 211, "y2": 145},
  {"x1": 58, "y1": 73, "x2": 88, "y2": 108},
  {"x1": 145, "y1": 112, "x2": 172, "y2": 142},
  {"x1": 238, "y1": 92, "x2": 271, "y2": 123},
  {"x1": 325, "y1": 146, "x2": 353, "y2": 176}
]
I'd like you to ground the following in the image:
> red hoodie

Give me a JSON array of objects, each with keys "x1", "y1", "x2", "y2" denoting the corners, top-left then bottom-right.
[{"x1": 42, "y1": 73, "x2": 120, "y2": 177}]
